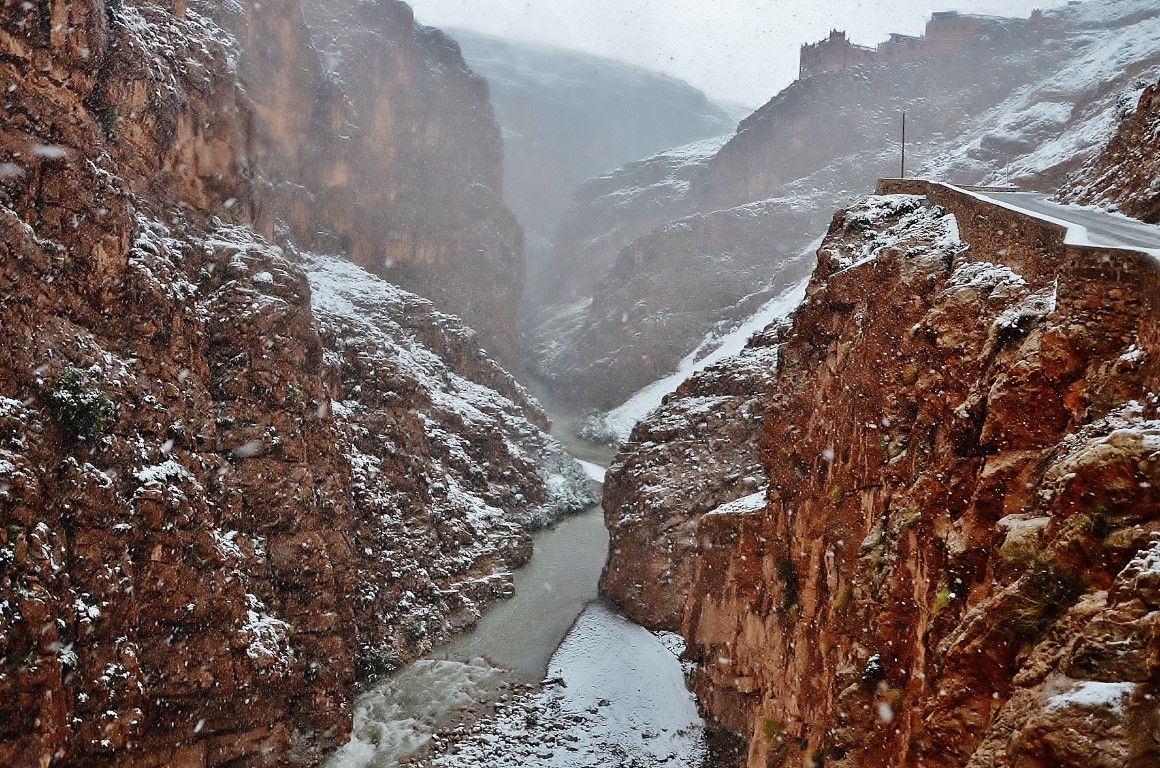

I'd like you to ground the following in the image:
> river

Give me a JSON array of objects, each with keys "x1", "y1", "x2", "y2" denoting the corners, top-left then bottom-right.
[{"x1": 323, "y1": 387, "x2": 706, "y2": 768}]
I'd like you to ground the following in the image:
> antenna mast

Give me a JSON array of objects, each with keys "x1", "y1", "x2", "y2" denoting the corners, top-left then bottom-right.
[{"x1": 900, "y1": 112, "x2": 907, "y2": 179}]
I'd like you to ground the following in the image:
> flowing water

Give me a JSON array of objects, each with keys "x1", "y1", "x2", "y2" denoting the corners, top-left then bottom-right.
[
  {"x1": 429, "y1": 505, "x2": 608, "y2": 678},
  {"x1": 325, "y1": 389, "x2": 706, "y2": 767}
]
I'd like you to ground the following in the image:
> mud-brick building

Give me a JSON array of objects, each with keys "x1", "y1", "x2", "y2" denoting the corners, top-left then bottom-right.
[
  {"x1": 798, "y1": 30, "x2": 877, "y2": 79},
  {"x1": 800, "y1": 10, "x2": 1038, "y2": 80}
]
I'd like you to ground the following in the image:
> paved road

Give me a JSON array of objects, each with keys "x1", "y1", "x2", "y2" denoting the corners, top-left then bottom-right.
[{"x1": 980, "y1": 192, "x2": 1160, "y2": 254}]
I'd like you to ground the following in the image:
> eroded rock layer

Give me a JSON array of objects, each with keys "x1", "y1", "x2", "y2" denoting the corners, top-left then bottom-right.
[
  {"x1": 603, "y1": 189, "x2": 1160, "y2": 767},
  {"x1": 0, "y1": 2, "x2": 590, "y2": 766}
]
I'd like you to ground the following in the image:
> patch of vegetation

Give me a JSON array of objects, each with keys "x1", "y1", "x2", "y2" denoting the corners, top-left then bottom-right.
[
  {"x1": 812, "y1": 748, "x2": 827, "y2": 768},
  {"x1": 98, "y1": 106, "x2": 117, "y2": 141},
  {"x1": 835, "y1": 584, "x2": 855, "y2": 615},
  {"x1": 933, "y1": 579, "x2": 952, "y2": 614},
  {"x1": 44, "y1": 368, "x2": 113, "y2": 442},
  {"x1": 284, "y1": 384, "x2": 304, "y2": 407},
  {"x1": 760, "y1": 718, "x2": 788, "y2": 768},
  {"x1": 356, "y1": 645, "x2": 403, "y2": 681},
  {"x1": 777, "y1": 558, "x2": 799, "y2": 612},
  {"x1": 1079, "y1": 506, "x2": 1113, "y2": 541},
  {"x1": 1009, "y1": 555, "x2": 1088, "y2": 641},
  {"x1": 403, "y1": 616, "x2": 427, "y2": 643}
]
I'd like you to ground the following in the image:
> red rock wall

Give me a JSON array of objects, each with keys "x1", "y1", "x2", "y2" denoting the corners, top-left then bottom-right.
[
  {"x1": 267, "y1": 0, "x2": 526, "y2": 367},
  {"x1": 0, "y1": 2, "x2": 584, "y2": 766},
  {"x1": 603, "y1": 187, "x2": 1160, "y2": 767},
  {"x1": 687, "y1": 192, "x2": 1160, "y2": 767}
]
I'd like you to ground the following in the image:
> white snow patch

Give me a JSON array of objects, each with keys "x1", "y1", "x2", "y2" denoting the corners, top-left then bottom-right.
[
  {"x1": 242, "y1": 594, "x2": 293, "y2": 672},
  {"x1": 133, "y1": 459, "x2": 196, "y2": 487},
  {"x1": 705, "y1": 490, "x2": 767, "y2": 518},
  {"x1": 31, "y1": 144, "x2": 69, "y2": 160},
  {"x1": 591, "y1": 274, "x2": 810, "y2": 444},
  {"x1": 430, "y1": 603, "x2": 706, "y2": 767},
  {"x1": 947, "y1": 261, "x2": 1028, "y2": 290},
  {"x1": 577, "y1": 460, "x2": 607, "y2": 484},
  {"x1": 1124, "y1": 538, "x2": 1160, "y2": 578},
  {"x1": 1046, "y1": 680, "x2": 1137, "y2": 714}
]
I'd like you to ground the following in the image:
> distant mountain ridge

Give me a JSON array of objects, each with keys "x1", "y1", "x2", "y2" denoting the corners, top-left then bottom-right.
[
  {"x1": 533, "y1": 0, "x2": 1160, "y2": 410},
  {"x1": 446, "y1": 28, "x2": 742, "y2": 305}
]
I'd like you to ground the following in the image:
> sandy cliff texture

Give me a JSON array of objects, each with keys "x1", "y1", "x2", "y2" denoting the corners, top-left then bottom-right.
[
  {"x1": 603, "y1": 188, "x2": 1160, "y2": 767},
  {"x1": 0, "y1": 2, "x2": 589, "y2": 766},
  {"x1": 1063, "y1": 77, "x2": 1160, "y2": 223}
]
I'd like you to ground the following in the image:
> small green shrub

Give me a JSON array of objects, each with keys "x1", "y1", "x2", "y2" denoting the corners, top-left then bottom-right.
[
  {"x1": 356, "y1": 645, "x2": 403, "y2": 681},
  {"x1": 760, "y1": 718, "x2": 788, "y2": 768},
  {"x1": 45, "y1": 368, "x2": 113, "y2": 441},
  {"x1": 760, "y1": 717, "x2": 781, "y2": 743},
  {"x1": 933, "y1": 579, "x2": 952, "y2": 614},
  {"x1": 284, "y1": 384, "x2": 304, "y2": 407},
  {"x1": 835, "y1": 584, "x2": 855, "y2": 615},
  {"x1": 98, "y1": 106, "x2": 117, "y2": 141},
  {"x1": 1080, "y1": 506, "x2": 1112, "y2": 541}
]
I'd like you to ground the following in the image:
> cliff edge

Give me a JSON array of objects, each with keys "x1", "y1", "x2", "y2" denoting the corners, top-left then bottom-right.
[{"x1": 603, "y1": 184, "x2": 1159, "y2": 767}]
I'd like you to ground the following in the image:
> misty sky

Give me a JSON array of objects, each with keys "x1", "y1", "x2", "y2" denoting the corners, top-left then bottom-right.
[{"x1": 408, "y1": 0, "x2": 1064, "y2": 106}]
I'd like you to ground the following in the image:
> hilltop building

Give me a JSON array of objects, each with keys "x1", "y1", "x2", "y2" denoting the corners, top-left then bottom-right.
[{"x1": 799, "y1": 10, "x2": 1042, "y2": 80}]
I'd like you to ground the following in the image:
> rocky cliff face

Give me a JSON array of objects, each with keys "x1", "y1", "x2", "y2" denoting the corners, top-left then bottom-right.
[
  {"x1": 601, "y1": 187, "x2": 1160, "y2": 767},
  {"x1": 536, "y1": 0, "x2": 1160, "y2": 411},
  {"x1": 1062, "y1": 77, "x2": 1160, "y2": 223},
  {"x1": 542, "y1": 196, "x2": 819, "y2": 408},
  {"x1": 600, "y1": 324, "x2": 784, "y2": 631},
  {"x1": 303, "y1": 251, "x2": 592, "y2": 677},
  {"x1": 0, "y1": 2, "x2": 590, "y2": 766},
  {"x1": 295, "y1": 0, "x2": 526, "y2": 367}
]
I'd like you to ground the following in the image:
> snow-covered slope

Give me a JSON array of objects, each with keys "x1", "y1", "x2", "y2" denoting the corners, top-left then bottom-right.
[
  {"x1": 300, "y1": 249, "x2": 595, "y2": 673},
  {"x1": 579, "y1": 270, "x2": 811, "y2": 446}
]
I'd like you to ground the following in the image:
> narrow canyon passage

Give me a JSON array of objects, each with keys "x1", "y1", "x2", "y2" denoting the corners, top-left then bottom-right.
[{"x1": 324, "y1": 397, "x2": 708, "y2": 768}]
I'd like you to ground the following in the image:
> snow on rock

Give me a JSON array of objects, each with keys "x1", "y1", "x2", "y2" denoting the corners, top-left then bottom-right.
[
  {"x1": 298, "y1": 248, "x2": 595, "y2": 672},
  {"x1": 424, "y1": 603, "x2": 707, "y2": 768},
  {"x1": 1045, "y1": 680, "x2": 1138, "y2": 715},
  {"x1": 577, "y1": 460, "x2": 607, "y2": 484},
  {"x1": 242, "y1": 594, "x2": 294, "y2": 673},
  {"x1": 705, "y1": 490, "x2": 768, "y2": 518},
  {"x1": 581, "y1": 273, "x2": 810, "y2": 446}
]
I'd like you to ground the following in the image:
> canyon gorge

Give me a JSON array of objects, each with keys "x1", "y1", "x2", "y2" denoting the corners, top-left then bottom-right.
[{"x1": 2, "y1": 0, "x2": 1159, "y2": 767}]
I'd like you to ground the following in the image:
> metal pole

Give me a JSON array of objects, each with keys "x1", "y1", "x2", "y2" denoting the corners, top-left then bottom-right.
[{"x1": 901, "y1": 112, "x2": 906, "y2": 179}]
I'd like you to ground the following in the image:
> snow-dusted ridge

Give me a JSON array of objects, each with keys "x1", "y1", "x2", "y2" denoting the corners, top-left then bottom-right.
[{"x1": 580, "y1": 250, "x2": 815, "y2": 446}]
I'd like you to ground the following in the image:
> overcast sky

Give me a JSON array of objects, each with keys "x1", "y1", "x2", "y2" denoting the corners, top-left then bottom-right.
[{"x1": 407, "y1": 0, "x2": 1065, "y2": 106}]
